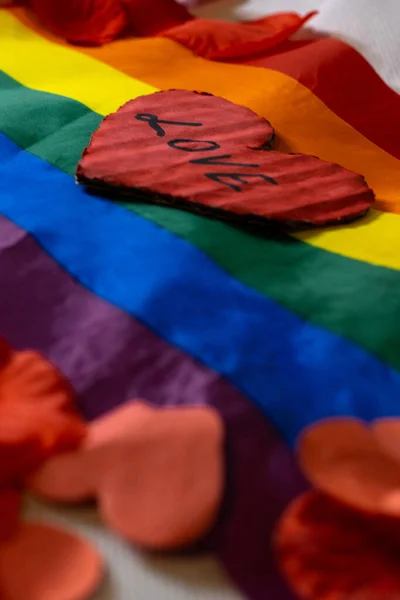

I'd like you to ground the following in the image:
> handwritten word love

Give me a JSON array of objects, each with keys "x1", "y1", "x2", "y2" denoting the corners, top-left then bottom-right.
[
  {"x1": 77, "y1": 90, "x2": 374, "y2": 227},
  {"x1": 134, "y1": 112, "x2": 278, "y2": 192}
]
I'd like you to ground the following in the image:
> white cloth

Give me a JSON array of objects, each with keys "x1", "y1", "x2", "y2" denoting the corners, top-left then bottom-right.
[
  {"x1": 26, "y1": 498, "x2": 244, "y2": 600},
  {"x1": 194, "y1": 0, "x2": 400, "y2": 92}
]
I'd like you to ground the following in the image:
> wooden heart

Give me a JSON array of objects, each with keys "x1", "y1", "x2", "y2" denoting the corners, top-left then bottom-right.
[{"x1": 76, "y1": 90, "x2": 374, "y2": 227}]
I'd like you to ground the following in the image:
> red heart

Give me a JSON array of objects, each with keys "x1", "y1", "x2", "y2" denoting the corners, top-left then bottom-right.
[
  {"x1": 29, "y1": 401, "x2": 225, "y2": 550},
  {"x1": 76, "y1": 90, "x2": 375, "y2": 227},
  {"x1": 0, "y1": 521, "x2": 103, "y2": 600}
]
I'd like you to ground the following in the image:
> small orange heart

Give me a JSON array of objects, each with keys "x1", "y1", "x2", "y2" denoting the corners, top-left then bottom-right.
[
  {"x1": 0, "y1": 522, "x2": 104, "y2": 600},
  {"x1": 30, "y1": 401, "x2": 225, "y2": 550},
  {"x1": 76, "y1": 90, "x2": 374, "y2": 228}
]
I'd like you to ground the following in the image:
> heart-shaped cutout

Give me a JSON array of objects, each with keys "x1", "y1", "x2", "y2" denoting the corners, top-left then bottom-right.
[
  {"x1": 0, "y1": 521, "x2": 104, "y2": 600},
  {"x1": 29, "y1": 401, "x2": 225, "y2": 550},
  {"x1": 298, "y1": 418, "x2": 400, "y2": 516},
  {"x1": 76, "y1": 90, "x2": 375, "y2": 227}
]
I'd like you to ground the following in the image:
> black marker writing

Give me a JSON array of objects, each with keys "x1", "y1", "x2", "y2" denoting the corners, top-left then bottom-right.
[
  {"x1": 206, "y1": 173, "x2": 278, "y2": 192},
  {"x1": 135, "y1": 112, "x2": 278, "y2": 191},
  {"x1": 168, "y1": 139, "x2": 220, "y2": 152},
  {"x1": 191, "y1": 154, "x2": 260, "y2": 169},
  {"x1": 135, "y1": 114, "x2": 203, "y2": 138}
]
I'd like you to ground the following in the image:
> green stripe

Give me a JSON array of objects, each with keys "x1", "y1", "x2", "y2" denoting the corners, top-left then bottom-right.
[{"x1": 1, "y1": 70, "x2": 399, "y2": 371}]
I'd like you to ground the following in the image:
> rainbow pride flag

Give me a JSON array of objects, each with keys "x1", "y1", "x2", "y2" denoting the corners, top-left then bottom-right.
[{"x1": 2, "y1": 6, "x2": 400, "y2": 600}]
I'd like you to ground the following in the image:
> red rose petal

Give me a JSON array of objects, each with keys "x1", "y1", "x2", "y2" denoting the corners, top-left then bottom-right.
[
  {"x1": 31, "y1": 0, "x2": 129, "y2": 45},
  {"x1": 0, "y1": 522, "x2": 104, "y2": 600},
  {"x1": 76, "y1": 90, "x2": 374, "y2": 228},
  {"x1": 0, "y1": 345, "x2": 86, "y2": 485},
  {"x1": 163, "y1": 12, "x2": 317, "y2": 60},
  {"x1": 298, "y1": 418, "x2": 400, "y2": 516},
  {"x1": 275, "y1": 491, "x2": 400, "y2": 600},
  {"x1": 124, "y1": 0, "x2": 192, "y2": 37}
]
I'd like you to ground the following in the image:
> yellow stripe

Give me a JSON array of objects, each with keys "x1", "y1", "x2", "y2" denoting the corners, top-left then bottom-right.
[
  {"x1": 1, "y1": 10, "x2": 400, "y2": 271},
  {"x1": 0, "y1": 11, "x2": 155, "y2": 114}
]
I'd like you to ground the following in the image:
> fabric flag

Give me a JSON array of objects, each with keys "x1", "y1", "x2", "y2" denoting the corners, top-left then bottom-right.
[{"x1": 1, "y1": 5, "x2": 400, "y2": 600}]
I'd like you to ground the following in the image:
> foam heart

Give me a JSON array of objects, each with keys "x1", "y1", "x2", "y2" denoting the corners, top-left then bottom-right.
[
  {"x1": 31, "y1": 0, "x2": 129, "y2": 45},
  {"x1": 0, "y1": 522, "x2": 104, "y2": 600},
  {"x1": 298, "y1": 418, "x2": 400, "y2": 516},
  {"x1": 29, "y1": 401, "x2": 225, "y2": 550},
  {"x1": 76, "y1": 90, "x2": 374, "y2": 227}
]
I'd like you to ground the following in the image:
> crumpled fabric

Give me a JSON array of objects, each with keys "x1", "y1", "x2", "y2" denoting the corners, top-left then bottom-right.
[
  {"x1": 31, "y1": 0, "x2": 129, "y2": 45},
  {"x1": 29, "y1": 0, "x2": 192, "y2": 45}
]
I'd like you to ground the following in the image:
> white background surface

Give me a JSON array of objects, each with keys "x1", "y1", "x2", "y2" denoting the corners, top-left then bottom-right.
[
  {"x1": 26, "y1": 1, "x2": 400, "y2": 598},
  {"x1": 194, "y1": 0, "x2": 400, "y2": 92}
]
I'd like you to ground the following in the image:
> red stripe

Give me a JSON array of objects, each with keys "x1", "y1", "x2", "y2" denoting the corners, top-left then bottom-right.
[
  {"x1": 242, "y1": 37, "x2": 400, "y2": 159},
  {"x1": 12, "y1": 6, "x2": 400, "y2": 161},
  {"x1": 165, "y1": 22, "x2": 400, "y2": 160}
]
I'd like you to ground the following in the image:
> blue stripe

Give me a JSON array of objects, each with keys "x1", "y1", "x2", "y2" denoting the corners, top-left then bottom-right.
[{"x1": 1, "y1": 134, "x2": 400, "y2": 443}]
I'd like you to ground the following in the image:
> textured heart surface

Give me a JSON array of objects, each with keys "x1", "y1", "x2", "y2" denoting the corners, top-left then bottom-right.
[{"x1": 76, "y1": 90, "x2": 374, "y2": 227}]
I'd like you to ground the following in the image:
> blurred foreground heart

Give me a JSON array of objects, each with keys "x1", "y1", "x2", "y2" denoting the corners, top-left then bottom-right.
[
  {"x1": 29, "y1": 401, "x2": 225, "y2": 550},
  {"x1": 76, "y1": 90, "x2": 374, "y2": 228}
]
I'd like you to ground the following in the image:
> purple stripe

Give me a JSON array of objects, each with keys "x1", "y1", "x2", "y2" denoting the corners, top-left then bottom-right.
[{"x1": 0, "y1": 214, "x2": 305, "y2": 600}]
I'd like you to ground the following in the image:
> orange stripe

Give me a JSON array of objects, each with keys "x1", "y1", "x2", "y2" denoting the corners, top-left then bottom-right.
[
  {"x1": 14, "y1": 8, "x2": 400, "y2": 162},
  {"x1": 5, "y1": 9, "x2": 400, "y2": 272},
  {"x1": 12, "y1": 7, "x2": 400, "y2": 216},
  {"x1": 172, "y1": 31, "x2": 400, "y2": 163}
]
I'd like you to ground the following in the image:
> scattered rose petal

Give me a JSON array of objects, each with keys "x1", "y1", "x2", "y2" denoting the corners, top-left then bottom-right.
[
  {"x1": 275, "y1": 491, "x2": 400, "y2": 600},
  {"x1": 31, "y1": 0, "x2": 129, "y2": 45},
  {"x1": 0, "y1": 340, "x2": 86, "y2": 485},
  {"x1": 163, "y1": 12, "x2": 317, "y2": 61},
  {"x1": 0, "y1": 521, "x2": 103, "y2": 600},
  {"x1": 123, "y1": 0, "x2": 192, "y2": 37}
]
